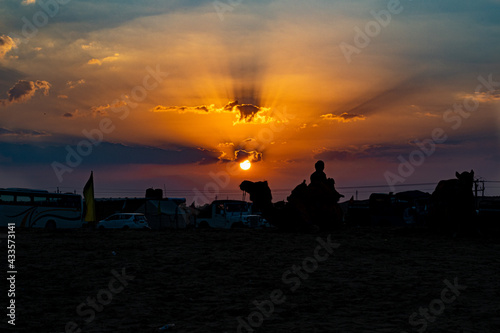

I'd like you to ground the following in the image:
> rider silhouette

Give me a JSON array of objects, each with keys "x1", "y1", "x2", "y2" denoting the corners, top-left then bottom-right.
[
  {"x1": 310, "y1": 160, "x2": 344, "y2": 202},
  {"x1": 310, "y1": 160, "x2": 327, "y2": 185}
]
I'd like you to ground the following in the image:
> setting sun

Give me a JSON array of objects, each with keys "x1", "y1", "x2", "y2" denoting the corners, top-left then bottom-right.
[{"x1": 240, "y1": 160, "x2": 251, "y2": 170}]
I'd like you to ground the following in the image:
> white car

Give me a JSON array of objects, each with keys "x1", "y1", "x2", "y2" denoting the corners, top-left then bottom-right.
[{"x1": 97, "y1": 213, "x2": 151, "y2": 230}]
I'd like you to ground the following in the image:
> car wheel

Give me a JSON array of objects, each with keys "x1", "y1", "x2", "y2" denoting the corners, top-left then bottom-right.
[
  {"x1": 198, "y1": 221, "x2": 210, "y2": 229},
  {"x1": 45, "y1": 220, "x2": 56, "y2": 230}
]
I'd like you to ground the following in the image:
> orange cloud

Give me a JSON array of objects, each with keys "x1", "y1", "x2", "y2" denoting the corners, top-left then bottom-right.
[
  {"x1": 460, "y1": 91, "x2": 500, "y2": 103},
  {"x1": 216, "y1": 140, "x2": 263, "y2": 163},
  {"x1": 152, "y1": 101, "x2": 275, "y2": 125},
  {"x1": 66, "y1": 79, "x2": 86, "y2": 89},
  {"x1": 152, "y1": 104, "x2": 218, "y2": 114},
  {"x1": 0, "y1": 35, "x2": 16, "y2": 58},
  {"x1": 89, "y1": 101, "x2": 127, "y2": 117},
  {"x1": 87, "y1": 58, "x2": 102, "y2": 65},
  {"x1": 320, "y1": 112, "x2": 366, "y2": 122},
  {"x1": 87, "y1": 54, "x2": 120, "y2": 65},
  {"x1": 81, "y1": 42, "x2": 96, "y2": 50}
]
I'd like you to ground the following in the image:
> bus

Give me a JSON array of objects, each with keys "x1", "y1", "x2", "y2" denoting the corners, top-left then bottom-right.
[{"x1": 0, "y1": 188, "x2": 83, "y2": 229}]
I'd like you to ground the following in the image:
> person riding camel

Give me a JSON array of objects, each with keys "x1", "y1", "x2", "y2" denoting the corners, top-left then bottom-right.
[
  {"x1": 310, "y1": 160, "x2": 327, "y2": 185},
  {"x1": 310, "y1": 160, "x2": 344, "y2": 202}
]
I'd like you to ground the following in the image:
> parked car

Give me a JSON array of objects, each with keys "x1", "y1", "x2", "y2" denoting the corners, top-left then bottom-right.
[
  {"x1": 97, "y1": 213, "x2": 151, "y2": 230},
  {"x1": 242, "y1": 215, "x2": 271, "y2": 228}
]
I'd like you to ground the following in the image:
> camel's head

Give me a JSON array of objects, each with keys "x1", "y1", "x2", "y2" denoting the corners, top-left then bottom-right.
[
  {"x1": 240, "y1": 180, "x2": 273, "y2": 207},
  {"x1": 456, "y1": 170, "x2": 474, "y2": 189},
  {"x1": 239, "y1": 180, "x2": 255, "y2": 193}
]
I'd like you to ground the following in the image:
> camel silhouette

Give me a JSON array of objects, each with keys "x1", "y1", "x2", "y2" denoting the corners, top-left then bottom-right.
[
  {"x1": 240, "y1": 162, "x2": 344, "y2": 231},
  {"x1": 430, "y1": 170, "x2": 476, "y2": 235}
]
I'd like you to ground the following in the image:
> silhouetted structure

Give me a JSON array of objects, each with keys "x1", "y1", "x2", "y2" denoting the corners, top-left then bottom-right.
[
  {"x1": 430, "y1": 170, "x2": 476, "y2": 235},
  {"x1": 477, "y1": 197, "x2": 500, "y2": 232},
  {"x1": 369, "y1": 190, "x2": 431, "y2": 226},
  {"x1": 240, "y1": 160, "x2": 344, "y2": 231}
]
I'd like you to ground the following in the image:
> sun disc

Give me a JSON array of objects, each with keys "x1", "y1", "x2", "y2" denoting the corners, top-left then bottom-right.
[{"x1": 240, "y1": 160, "x2": 251, "y2": 170}]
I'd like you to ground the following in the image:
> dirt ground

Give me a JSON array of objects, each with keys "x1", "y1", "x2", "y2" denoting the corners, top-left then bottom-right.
[{"x1": 1, "y1": 227, "x2": 500, "y2": 333}]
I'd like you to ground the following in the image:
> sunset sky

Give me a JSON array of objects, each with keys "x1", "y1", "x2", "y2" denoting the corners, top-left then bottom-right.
[{"x1": 1, "y1": 0, "x2": 499, "y2": 203}]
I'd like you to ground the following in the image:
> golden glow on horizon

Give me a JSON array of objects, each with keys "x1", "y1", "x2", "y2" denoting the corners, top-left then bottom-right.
[{"x1": 240, "y1": 160, "x2": 251, "y2": 170}]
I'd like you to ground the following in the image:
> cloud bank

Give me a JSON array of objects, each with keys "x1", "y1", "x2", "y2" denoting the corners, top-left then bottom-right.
[
  {"x1": 0, "y1": 80, "x2": 51, "y2": 107},
  {"x1": 152, "y1": 100, "x2": 274, "y2": 124}
]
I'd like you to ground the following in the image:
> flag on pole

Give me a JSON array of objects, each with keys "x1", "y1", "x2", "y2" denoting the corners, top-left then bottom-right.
[{"x1": 83, "y1": 171, "x2": 96, "y2": 222}]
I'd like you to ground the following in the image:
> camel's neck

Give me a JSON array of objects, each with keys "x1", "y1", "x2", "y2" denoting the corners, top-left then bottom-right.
[{"x1": 253, "y1": 199, "x2": 275, "y2": 217}]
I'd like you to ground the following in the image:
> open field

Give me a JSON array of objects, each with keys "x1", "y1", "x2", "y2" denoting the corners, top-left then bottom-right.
[{"x1": 2, "y1": 227, "x2": 500, "y2": 333}]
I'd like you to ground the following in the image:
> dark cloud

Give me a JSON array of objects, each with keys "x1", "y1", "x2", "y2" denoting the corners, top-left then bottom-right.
[
  {"x1": 235, "y1": 149, "x2": 263, "y2": 163},
  {"x1": 314, "y1": 150, "x2": 358, "y2": 161},
  {"x1": 197, "y1": 156, "x2": 220, "y2": 165},
  {"x1": 195, "y1": 105, "x2": 211, "y2": 112},
  {"x1": 0, "y1": 141, "x2": 219, "y2": 166},
  {"x1": 216, "y1": 139, "x2": 264, "y2": 163},
  {"x1": 0, "y1": 80, "x2": 51, "y2": 107},
  {"x1": 235, "y1": 104, "x2": 261, "y2": 123},
  {"x1": 84, "y1": 143, "x2": 219, "y2": 166},
  {"x1": 0, "y1": 128, "x2": 48, "y2": 137},
  {"x1": 314, "y1": 144, "x2": 421, "y2": 161},
  {"x1": 224, "y1": 100, "x2": 239, "y2": 111},
  {"x1": 314, "y1": 139, "x2": 479, "y2": 162},
  {"x1": 61, "y1": 110, "x2": 88, "y2": 118}
]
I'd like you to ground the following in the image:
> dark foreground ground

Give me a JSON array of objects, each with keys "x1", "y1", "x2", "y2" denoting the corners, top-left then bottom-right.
[{"x1": 1, "y1": 227, "x2": 500, "y2": 333}]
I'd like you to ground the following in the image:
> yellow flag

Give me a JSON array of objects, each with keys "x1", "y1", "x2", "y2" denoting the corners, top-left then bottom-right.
[{"x1": 83, "y1": 171, "x2": 96, "y2": 222}]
